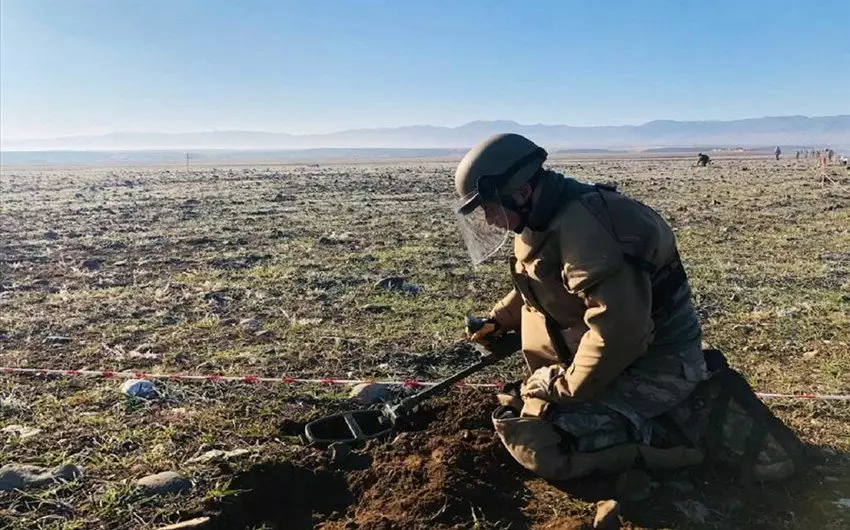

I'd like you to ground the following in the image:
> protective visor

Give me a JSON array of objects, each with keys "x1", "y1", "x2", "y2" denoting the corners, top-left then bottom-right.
[{"x1": 453, "y1": 191, "x2": 509, "y2": 266}]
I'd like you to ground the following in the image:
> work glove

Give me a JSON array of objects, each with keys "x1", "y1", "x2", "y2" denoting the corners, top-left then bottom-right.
[
  {"x1": 520, "y1": 364, "x2": 566, "y2": 401},
  {"x1": 465, "y1": 316, "x2": 505, "y2": 350}
]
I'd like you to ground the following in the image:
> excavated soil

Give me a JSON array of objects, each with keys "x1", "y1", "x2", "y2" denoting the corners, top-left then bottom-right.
[{"x1": 205, "y1": 391, "x2": 592, "y2": 529}]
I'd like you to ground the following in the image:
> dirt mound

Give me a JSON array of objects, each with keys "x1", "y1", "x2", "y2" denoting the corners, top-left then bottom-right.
[{"x1": 205, "y1": 390, "x2": 581, "y2": 529}]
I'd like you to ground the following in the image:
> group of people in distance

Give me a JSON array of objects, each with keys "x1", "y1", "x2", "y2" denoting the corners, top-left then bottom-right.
[{"x1": 696, "y1": 147, "x2": 847, "y2": 167}]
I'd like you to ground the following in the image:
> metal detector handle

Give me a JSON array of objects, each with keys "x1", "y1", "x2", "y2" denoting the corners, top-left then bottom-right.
[{"x1": 392, "y1": 331, "x2": 521, "y2": 414}]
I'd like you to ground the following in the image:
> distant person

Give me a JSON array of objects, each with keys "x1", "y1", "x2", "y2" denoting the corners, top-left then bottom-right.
[
  {"x1": 795, "y1": 150, "x2": 800, "y2": 160},
  {"x1": 696, "y1": 153, "x2": 711, "y2": 166},
  {"x1": 828, "y1": 149, "x2": 834, "y2": 162},
  {"x1": 774, "y1": 146, "x2": 781, "y2": 160},
  {"x1": 840, "y1": 155, "x2": 848, "y2": 167}
]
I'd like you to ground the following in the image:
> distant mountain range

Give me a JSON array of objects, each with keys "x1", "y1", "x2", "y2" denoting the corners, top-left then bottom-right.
[{"x1": 3, "y1": 115, "x2": 849, "y2": 152}]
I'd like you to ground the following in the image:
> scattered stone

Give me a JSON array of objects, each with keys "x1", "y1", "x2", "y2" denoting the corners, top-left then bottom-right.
[
  {"x1": 120, "y1": 379, "x2": 158, "y2": 399},
  {"x1": 349, "y1": 383, "x2": 393, "y2": 405},
  {"x1": 44, "y1": 335, "x2": 72, "y2": 344},
  {"x1": 802, "y1": 350, "x2": 818, "y2": 359},
  {"x1": 374, "y1": 276, "x2": 422, "y2": 295},
  {"x1": 80, "y1": 259, "x2": 102, "y2": 271},
  {"x1": 0, "y1": 463, "x2": 83, "y2": 492},
  {"x1": 674, "y1": 500, "x2": 711, "y2": 524},
  {"x1": 183, "y1": 199, "x2": 200, "y2": 206},
  {"x1": 272, "y1": 193, "x2": 296, "y2": 202},
  {"x1": 43, "y1": 230, "x2": 59, "y2": 240},
  {"x1": 220, "y1": 317, "x2": 237, "y2": 326},
  {"x1": 833, "y1": 499, "x2": 850, "y2": 509},
  {"x1": 593, "y1": 499, "x2": 621, "y2": 529},
  {"x1": 156, "y1": 517, "x2": 211, "y2": 530},
  {"x1": 360, "y1": 303, "x2": 391, "y2": 314},
  {"x1": 239, "y1": 317, "x2": 261, "y2": 331},
  {"x1": 186, "y1": 448, "x2": 250, "y2": 465},
  {"x1": 327, "y1": 442, "x2": 352, "y2": 465},
  {"x1": 776, "y1": 306, "x2": 802, "y2": 318},
  {"x1": 615, "y1": 469, "x2": 651, "y2": 502},
  {"x1": 1, "y1": 425, "x2": 42, "y2": 440},
  {"x1": 375, "y1": 276, "x2": 406, "y2": 290},
  {"x1": 135, "y1": 471, "x2": 191, "y2": 496},
  {"x1": 254, "y1": 329, "x2": 272, "y2": 337}
]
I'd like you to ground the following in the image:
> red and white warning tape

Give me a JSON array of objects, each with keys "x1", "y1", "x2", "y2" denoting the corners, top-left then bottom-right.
[
  {"x1": 0, "y1": 366, "x2": 501, "y2": 389},
  {"x1": 2, "y1": 366, "x2": 849, "y2": 400}
]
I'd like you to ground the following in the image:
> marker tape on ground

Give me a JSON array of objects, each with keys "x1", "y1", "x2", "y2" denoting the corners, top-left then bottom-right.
[{"x1": 2, "y1": 366, "x2": 848, "y2": 400}]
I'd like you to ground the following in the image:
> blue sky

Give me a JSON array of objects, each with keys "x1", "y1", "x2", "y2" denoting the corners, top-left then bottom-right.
[{"x1": 1, "y1": 0, "x2": 848, "y2": 139}]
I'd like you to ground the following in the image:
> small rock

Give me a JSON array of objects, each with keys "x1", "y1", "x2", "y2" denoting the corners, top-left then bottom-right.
[
  {"x1": 220, "y1": 317, "x2": 237, "y2": 326},
  {"x1": 349, "y1": 383, "x2": 393, "y2": 405},
  {"x1": 327, "y1": 442, "x2": 352, "y2": 464},
  {"x1": 373, "y1": 276, "x2": 422, "y2": 295},
  {"x1": 833, "y1": 499, "x2": 850, "y2": 509},
  {"x1": 375, "y1": 276, "x2": 407, "y2": 290},
  {"x1": 186, "y1": 448, "x2": 250, "y2": 465},
  {"x1": 361, "y1": 304, "x2": 391, "y2": 314},
  {"x1": 135, "y1": 471, "x2": 191, "y2": 496},
  {"x1": 2, "y1": 424, "x2": 42, "y2": 440},
  {"x1": 43, "y1": 335, "x2": 72, "y2": 344},
  {"x1": 593, "y1": 499, "x2": 621, "y2": 529},
  {"x1": 240, "y1": 318, "x2": 261, "y2": 331},
  {"x1": 52, "y1": 464, "x2": 84, "y2": 481},
  {"x1": 80, "y1": 259, "x2": 102, "y2": 271},
  {"x1": 802, "y1": 350, "x2": 818, "y2": 359},
  {"x1": 157, "y1": 517, "x2": 211, "y2": 530},
  {"x1": 0, "y1": 463, "x2": 83, "y2": 492},
  {"x1": 615, "y1": 469, "x2": 651, "y2": 502},
  {"x1": 254, "y1": 329, "x2": 272, "y2": 337},
  {"x1": 44, "y1": 230, "x2": 59, "y2": 240},
  {"x1": 674, "y1": 500, "x2": 710, "y2": 524},
  {"x1": 121, "y1": 379, "x2": 158, "y2": 399},
  {"x1": 272, "y1": 193, "x2": 295, "y2": 202}
]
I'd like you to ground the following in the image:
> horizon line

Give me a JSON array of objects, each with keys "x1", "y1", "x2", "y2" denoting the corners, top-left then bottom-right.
[{"x1": 5, "y1": 113, "x2": 850, "y2": 142}]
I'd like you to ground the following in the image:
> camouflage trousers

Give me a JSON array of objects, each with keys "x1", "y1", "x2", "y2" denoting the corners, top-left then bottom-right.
[{"x1": 548, "y1": 365, "x2": 705, "y2": 452}]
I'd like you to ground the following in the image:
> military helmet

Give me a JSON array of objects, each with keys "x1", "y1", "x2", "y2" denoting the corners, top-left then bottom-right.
[{"x1": 454, "y1": 133, "x2": 547, "y2": 215}]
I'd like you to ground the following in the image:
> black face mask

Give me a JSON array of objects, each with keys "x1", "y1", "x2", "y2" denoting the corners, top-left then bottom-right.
[{"x1": 499, "y1": 195, "x2": 532, "y2": 233}]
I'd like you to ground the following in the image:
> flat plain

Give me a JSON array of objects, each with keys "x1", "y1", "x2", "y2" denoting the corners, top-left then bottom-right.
[{"x1": 1, "y1": 156, "x2": 848, "y2": 529}]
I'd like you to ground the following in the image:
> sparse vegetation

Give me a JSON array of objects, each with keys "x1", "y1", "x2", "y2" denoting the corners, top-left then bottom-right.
[{"x1": 1, "y1": 156, "x2": 848, "y2": 528}]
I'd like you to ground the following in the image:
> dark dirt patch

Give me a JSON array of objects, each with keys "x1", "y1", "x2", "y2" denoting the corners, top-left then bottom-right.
[
  {"x1": 204, "y1": 391, "x2": 575, "y2": 529},
  {"x1": 202, "y1": 389, "x2": 850, "y2": 530}
]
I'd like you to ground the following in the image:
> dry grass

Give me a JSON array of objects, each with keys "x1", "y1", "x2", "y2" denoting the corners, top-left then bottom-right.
[{"x1": 1, "y1": 157, "x2": 848, "y2": 528}]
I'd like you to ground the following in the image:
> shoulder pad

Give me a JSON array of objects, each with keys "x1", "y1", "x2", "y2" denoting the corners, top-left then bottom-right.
[{"x1": 556, "y1": 201, "x2": 624, "y2": 293}]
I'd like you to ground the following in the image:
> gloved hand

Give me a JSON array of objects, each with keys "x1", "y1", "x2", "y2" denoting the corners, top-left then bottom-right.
[
  {"x1": 465, "y1": 316, "x2": 505, "y2": 350},
  {"x1": 520, "y1": 364, "x2": 566, "y2": 401}
]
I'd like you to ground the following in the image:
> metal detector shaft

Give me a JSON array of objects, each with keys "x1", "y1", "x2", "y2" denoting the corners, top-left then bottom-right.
[{"x1": 384, "y1": 331, "x2": 521, "y2": 422}]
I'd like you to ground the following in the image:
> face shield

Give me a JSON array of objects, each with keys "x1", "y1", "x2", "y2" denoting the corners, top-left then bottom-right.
[{"x1": 453, "y1": 187, "x2": 510, "y2": 266}]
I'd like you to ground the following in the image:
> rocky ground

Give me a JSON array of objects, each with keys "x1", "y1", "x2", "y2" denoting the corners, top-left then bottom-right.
[{"x1": 1, "y1": 156, "x2": 848, "y2": 528}]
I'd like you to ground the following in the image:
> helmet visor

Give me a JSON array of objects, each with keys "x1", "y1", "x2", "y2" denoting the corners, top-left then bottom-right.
[{"x1": 453, "y1": 191, "x2": 509, "y2": 266}]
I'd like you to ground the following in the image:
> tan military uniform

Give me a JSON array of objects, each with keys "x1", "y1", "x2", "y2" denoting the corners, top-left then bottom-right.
[{"x1": 489, "y1": 176, "x2": 707, "y2": 442}]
